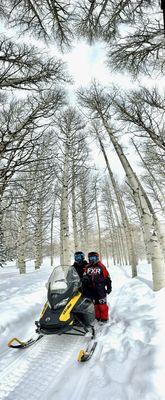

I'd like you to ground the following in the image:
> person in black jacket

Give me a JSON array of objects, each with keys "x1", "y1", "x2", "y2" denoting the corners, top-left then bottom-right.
[{"x1": 72, "y1": 251, "x2": 88, "y2": 280}]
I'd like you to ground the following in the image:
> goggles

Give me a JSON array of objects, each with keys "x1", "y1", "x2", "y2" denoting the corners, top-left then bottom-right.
[
  {"x1": 88, "y1": 255, "x2": 98, "y2": 263},
  {"x1": 75, "y1": 254, "x2": 84, "y2": 262}
]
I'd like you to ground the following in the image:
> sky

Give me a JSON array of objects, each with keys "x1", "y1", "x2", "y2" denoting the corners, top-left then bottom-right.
[{"x1": 62, "y1": 40, "x2": 132, "y2": 89}]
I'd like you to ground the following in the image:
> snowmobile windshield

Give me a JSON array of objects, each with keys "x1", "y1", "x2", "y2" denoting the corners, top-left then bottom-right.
[{"x1": 46, "y1": 265, "x2": 80, "y2": 295}]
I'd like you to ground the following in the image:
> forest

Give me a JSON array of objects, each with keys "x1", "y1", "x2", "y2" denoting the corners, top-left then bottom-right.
[{"x1": 0, "y1": 0, "x2": 165, "y2": 291}]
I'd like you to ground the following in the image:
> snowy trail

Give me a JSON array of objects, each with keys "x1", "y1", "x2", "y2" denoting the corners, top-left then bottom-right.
[
  {"x1": 0, "y1": 261, "x2": 165, "y2": 400},
  {"x1": 0, "y1": 333, "x2": 86, "y2": 400}
]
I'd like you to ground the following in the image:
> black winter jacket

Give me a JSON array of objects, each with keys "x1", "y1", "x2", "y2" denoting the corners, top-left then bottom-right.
[
  {"x1": 72, "y1": 260, "x2": 88, "y2": 280},
  {"x1": 81, "y1": 261, "x2": 112, "y2": 300}
]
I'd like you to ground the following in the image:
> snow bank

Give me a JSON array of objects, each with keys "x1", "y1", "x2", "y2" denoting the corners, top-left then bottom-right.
[{"x1": 89, "y1": 276, "x2": 165, "y2": 400}]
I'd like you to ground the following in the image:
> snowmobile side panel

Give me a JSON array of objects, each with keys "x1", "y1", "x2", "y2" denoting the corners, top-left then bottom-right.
[
  {"x1": 59, "y1": 292, "x2": 82, "y2": 322},
  {"x1": 37, "y1": 292, "x2": 94, "y2": 335},
  {"x1": 36, "y1": 304, "x2": 77, "y2": 334}
]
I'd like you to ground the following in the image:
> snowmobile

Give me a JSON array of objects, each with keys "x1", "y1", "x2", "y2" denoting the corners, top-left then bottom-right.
[{"x1": 8, "y1": 265, "x2": 97, "y2": 361}]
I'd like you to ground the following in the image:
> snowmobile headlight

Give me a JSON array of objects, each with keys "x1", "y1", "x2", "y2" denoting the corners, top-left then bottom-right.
[{"x1": 53, "y1": 298, "x2": 69, "y2": 310}]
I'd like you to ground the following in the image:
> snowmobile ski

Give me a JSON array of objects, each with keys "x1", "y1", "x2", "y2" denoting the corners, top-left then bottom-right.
[
  {"x1": 77, "y1": 340, "x2": 97, "y2": 362},
  {"x1": 7, "y1": 334, "x2": 44, "y2": 349}
]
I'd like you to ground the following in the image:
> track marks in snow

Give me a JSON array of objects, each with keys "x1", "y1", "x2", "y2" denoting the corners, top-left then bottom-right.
[{"x1": 0, "y1": 334, "x2": 83, "y2": 400}]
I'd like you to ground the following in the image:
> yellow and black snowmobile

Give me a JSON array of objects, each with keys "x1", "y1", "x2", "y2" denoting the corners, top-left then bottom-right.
[{"x1": 8, "y1": 266, "x2": 97, "y2": 361}]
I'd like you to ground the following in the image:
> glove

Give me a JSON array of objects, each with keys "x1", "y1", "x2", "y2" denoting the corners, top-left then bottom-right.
[{"x1": 105, "y1": 277, "x2": 112, "y2": 294}]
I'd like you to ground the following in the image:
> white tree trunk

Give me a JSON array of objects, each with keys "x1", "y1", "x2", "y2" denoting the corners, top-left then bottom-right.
[
  {"x1": 110, "y1": 208, "x2": 121, "y2": 265},
  {"x1": 34, "y1": 204, "x2": 43, "y2": 270},
  {"x1": 80, "y1": 180, "x2": 89, "y2": 250},
  {"x1": 50, "y1": 199, "x2": 56, "y2": 267},
  {"x1": 17, "y1": 201, "x2": 28, "y2": 274},
  {"x1": 0, "y1": 205, "x2": 6, "y2": 267},
  {"x1": 154, "y1": 220, "x2": 165, "y2": 258},
  {"x1": 106, "y1": 204, "x2": 119, "y2": 265},
  {"x1": 105, "y1": 240, "x2": 110, "y2": 268},
  {"x1": 72, "y1": 171, "x2": 79, "y2": 251},
  {"x1": 95, "y1": 129, "x2": 137, "y2": 275},
  {"x1": 60, "y1": 144, "x2": 70, "y2": 266},
  {"x1": 94, "y1": 184, "x2": 102, "y2": 259},
  {"x1": 107, "y1": 184, "x2": 127, "y2": 266},
  {"x1": 132, "y1": 139, "x2": 165, "y2": 213},
  {"x1": 102, "y1": 118, "x2": 165, "y2": 290}
]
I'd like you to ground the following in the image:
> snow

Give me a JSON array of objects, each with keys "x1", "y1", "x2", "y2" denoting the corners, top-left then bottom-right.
[{"x1": 0, "y1": 258, "x2": 164, "y2": 400}]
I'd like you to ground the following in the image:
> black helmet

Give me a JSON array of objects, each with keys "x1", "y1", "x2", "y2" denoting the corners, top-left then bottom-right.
[
  {"x1": 74, "y1": 251, "x2": 85, "y2": 263},
  {"x1": 88, "y1": 251, "x2": 99, "y2": 263}
]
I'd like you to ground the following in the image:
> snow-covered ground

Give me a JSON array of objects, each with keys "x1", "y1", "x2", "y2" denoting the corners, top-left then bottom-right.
[{"x1": 0, "y1": 258, "x2": 165, "y2": 400}]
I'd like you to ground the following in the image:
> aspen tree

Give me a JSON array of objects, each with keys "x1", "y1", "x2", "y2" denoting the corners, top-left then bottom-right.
[
  {"x1": 71, "y1": 167, "x2": 79, "y2": 252},
  {"x1": 34, "y1": 203, "x2": 43, "y2": 270},
  {"x1": 1, "y1": 1, "x2": 74, "y2": 47},
  {"x1": 94, "y1": 179, "x2": 102, "y2": 260},
  {"x1": 60, "y1": 140, "x2": 70, "y2": 266},
  {"x1": 75, "y1": 1, "x2": 165, "y2": 75},
  {"x1": 78, "y1": 83, "x2": 165, "y2": 290},
  {"x1": 132, "y1": 139, "x2": 165, "y2": 218},
  {"x1": 17, "y1": 200, "x2": 28, "y2": 274},
  {"x1": 103, "y1": 203, "x2": 117, "y2": 265},
  {"x1": 102, "y1": 181, "x2": 125, "y2": 267},
  {"x1": 50, "y1": 197, "x2": 56, "y2": 267},
  {"x1": 92, "y1": 124, "x2": 137, "y2": 274}
]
